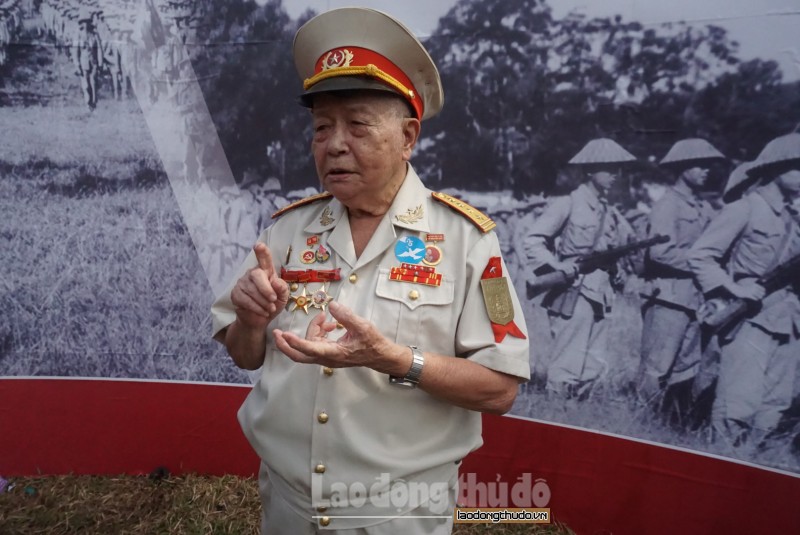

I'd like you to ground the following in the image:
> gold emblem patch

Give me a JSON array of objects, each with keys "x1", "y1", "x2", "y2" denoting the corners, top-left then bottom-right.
[{"x1": 480, "y1": 277, "x2": 514, "y2": 325}]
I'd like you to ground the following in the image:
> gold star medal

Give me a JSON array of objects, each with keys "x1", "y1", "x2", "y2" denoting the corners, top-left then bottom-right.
[{"x1": 289, "y1": 286, "x2": 311, "y2": 314}]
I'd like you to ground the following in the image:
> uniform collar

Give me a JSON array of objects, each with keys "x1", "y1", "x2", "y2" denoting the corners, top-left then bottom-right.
[
  {"x1": 672, "y1": 180, "x2": 700, "y2": 206},
  {"x1": 576, "y1": 183, "x2": 605, "y2": 210},
  {"x1": 387, "y1": 165, "x2": 431, "y2": 233},
  {"x1": 301, "y1": 165, "x2": 429, "y2": 269},
  {"x1": 304, "y1": 197, "x2": 346, "y2": 234},
  {"x1": 303, "y1": 165, "x2": 429, "y2": 235}
]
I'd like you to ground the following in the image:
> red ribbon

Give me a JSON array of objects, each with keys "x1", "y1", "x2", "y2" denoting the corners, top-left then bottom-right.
[
  {"x1": 481, "y1": 257, "x2": 526, "y2": 343},
  {"x1": 281, "y1": 267, "x2": 341, "y2": 283}
]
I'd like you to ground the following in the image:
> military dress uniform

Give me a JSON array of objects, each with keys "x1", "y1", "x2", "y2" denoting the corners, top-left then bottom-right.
[
  {"x1": 524, "y1": 182, "x2": 633, "y2": 395},
  {"x1": 689, "y1": 165, "x2": 800, "y2": 446},
  {"x1": 637, "y1": 139, "x2": 724, "y2": 404},
  {"x1": 212, "y1": 168, "x2": 530, "y2": 532}
]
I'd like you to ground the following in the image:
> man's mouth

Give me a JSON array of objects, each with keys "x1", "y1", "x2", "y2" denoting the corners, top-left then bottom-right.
[{"x1": 326, "y1": 168, "x2": 354, "y2": 180}]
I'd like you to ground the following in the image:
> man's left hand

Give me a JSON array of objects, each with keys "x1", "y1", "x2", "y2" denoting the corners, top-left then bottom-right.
[{"x1": 273, "y1": 301, "x2": 405, "y2": 375}]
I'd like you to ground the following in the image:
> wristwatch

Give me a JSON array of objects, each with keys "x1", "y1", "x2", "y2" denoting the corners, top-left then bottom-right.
[{"x1": 389, "y1": 346, "x2": 424, "y2": 388}]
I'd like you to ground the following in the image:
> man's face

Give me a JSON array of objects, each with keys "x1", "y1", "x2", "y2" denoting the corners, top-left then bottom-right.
[
  {"x1": 590, "y1": 171, "x2": 616, "y2": 194},
  {"x1": 311, "y1": 92, "x2": 420, "y2": 209},
  {"x1": 682, "y1": 166, "x2": 709, "y2": 189},
  {"x1": 776, "y1": 169, "x2": 800, "y2": 199}
]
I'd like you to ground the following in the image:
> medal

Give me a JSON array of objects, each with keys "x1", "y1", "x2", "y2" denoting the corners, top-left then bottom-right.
[
  {"x1": 289, "y1": 286, "x2": 311, "y2": 314},
  {"x1": 300, "y1": 250, "x2": 316, "y2": 264},
  {"x1": 423, "y1": 233, "x2": 444, "y2": 266},
  {"x1": 315, "y1": 244, "x2": 331, "y2": 263},
  {"x1": 310, "y1": 284, "x2": 334, "y2": 311},
  {"x1": 423, "y1": 244, "x2": 442, "y2": 266},
  {"x1": 394, "y1": 236, "x2": 426, "y2": 264}
]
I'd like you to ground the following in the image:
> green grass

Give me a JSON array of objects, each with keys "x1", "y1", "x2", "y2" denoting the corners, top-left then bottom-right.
[{"x1": 0, "y1": 159, "x2": 246, "y2": 382}]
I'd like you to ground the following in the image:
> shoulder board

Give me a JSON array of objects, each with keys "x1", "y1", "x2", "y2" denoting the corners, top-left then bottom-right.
[
  {"x1": 271, "y1": 192, "x2": 333, "y2": 219},
  {"x1": 431, "y1": 192, "x2": 496, "y2": 233}
]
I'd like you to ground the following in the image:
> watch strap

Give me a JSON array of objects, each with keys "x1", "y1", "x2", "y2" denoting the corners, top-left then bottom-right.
[{"x1": 389, "y1": 346, "x2": 424, "y2": 387}]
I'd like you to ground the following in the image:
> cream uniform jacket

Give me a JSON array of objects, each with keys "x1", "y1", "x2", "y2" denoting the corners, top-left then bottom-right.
[{"x1": 211, "y1": 166, "x2": 530, "y2": 529}]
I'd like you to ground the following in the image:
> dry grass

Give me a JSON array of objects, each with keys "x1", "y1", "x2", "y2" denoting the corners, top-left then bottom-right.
[{"x1": 0, "y1": 474, "x2": 574, "y2": 535}]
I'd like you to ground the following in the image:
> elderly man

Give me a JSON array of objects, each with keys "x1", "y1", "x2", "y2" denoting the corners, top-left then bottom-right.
[
  {"x1": 523, "y1": 139, "x2": 636, "y2": 398},
  {"x1": 637, "y1": 139, "x2": 725, "y2": 419},
  {"x1": 211, "y1": 8, "x2": 529, "y2": 534},
  {"x1": 688, "y1": 133, "x2": 800, "y2": 451}
]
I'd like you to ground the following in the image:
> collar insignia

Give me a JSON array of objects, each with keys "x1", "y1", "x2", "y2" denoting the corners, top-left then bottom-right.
[{"x1": 395, "y1": 205, "x2": 424, "y2": 225}]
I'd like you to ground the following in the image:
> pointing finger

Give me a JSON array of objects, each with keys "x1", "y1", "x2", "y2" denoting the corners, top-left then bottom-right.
[{"x1": 254, "y1": 243, "x2": 274, "y2": 274}]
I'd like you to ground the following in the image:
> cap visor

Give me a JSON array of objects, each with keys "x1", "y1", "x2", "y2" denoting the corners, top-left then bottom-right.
[{"x1": 298, "y1": 76, "x2": 401, "y2": 108}]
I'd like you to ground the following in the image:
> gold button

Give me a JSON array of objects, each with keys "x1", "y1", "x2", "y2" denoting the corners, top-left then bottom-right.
[
  {"x1": 349, "y1": 273, "x2": 358, "y2": 283},
  {"x1": 408, "y1": 290, "x2": 420, "y2": 300},
  {"x1": 315, "y1": 464, "x2": 326, "y2": 474},
  {"x1": 290, "y1": 282, "x2": 299, "y2": 292},
  {"x1": 316, "y1": 506, "x2": 328, "y2": 513},
  {"x1": 318, "y1": 412, "x2": 329, "y2": 424},
  {"x1": 319, "y1": 516, "x2": 331, "y2": 527},
  {"x1": 323, "y1": 367, "x2": 334, "y2": 376},
  {"x1": 336, "y1": 322, "x2": 344, "y2": 329}
]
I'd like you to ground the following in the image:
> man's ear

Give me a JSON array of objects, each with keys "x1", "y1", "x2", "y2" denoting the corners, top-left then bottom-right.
[{"x1": 401, "y1": 118, "x2": 421, "y2": 161}]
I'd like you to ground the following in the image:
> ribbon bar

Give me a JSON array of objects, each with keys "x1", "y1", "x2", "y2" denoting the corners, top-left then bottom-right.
[
  {"x1": 389, "y1": 265, "x2": 442, "y2": 287},
  {"x1": 281, "y1": 267, "x2": 341, "y2": 283}
]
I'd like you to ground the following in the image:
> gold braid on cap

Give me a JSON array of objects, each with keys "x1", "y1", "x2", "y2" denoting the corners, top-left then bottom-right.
[{"x1": 304, "y1": 64, "x2": 416, "y2": 100}]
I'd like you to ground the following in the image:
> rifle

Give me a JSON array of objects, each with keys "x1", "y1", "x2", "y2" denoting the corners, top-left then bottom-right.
[
  {"x1": 699, "y1": 251, "x2": 800, "y2": 333},
  {"x1": 527, "y1": 234, "x2": 670, "y2": 296}
]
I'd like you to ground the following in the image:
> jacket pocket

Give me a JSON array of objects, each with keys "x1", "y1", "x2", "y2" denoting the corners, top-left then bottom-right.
[{"x1": 372, "y1": 268, "x2": 455, "y2": 345}]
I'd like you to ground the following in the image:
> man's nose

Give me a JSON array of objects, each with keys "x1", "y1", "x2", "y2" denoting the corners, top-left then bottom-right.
[{"x1": 327, "y1": 125, "x2": 349, "y2": 154}]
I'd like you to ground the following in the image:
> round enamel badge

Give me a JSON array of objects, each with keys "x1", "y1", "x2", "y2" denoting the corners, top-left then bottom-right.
[{"x1": 394, "y1": 236, "x2": 426, "y2": 264}]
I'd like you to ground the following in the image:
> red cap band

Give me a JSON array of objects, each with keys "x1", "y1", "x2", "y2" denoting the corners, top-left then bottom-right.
[{"x1": 305, "y1": 46, "x2": 422, "y2": 119}]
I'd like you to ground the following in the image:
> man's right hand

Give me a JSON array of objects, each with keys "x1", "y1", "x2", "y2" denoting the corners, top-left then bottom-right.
[
  {"x1": 553, "y1": 259, "x2": 579, "y2": 276},
  {"x1": 230, "y1": 243, "x2": 289, "y2": 330},
  {"x1": 728, "y1": 279, "x2": 766, "y2": 301}
]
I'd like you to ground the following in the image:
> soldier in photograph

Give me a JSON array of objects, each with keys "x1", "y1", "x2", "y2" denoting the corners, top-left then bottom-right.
[
  {"x1": 171, "y1": 55, "x2": 209, "y2": 183},
  {"x1": 523, "y1": 139, "x2": 636, "y2": 399},
  {"x1": 73, "y1": 8, "x2": 102, "y2": 111},
  {"x1": 636, "y1": 139, "x2": 725, "y2": 422},
  {"x1": 688, "y1": 133, "x2": 800, "y2": 451}
]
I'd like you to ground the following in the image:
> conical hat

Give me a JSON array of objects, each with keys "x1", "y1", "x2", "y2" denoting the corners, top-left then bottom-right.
[
  {"x1": 747, "y1": 133, "x2": 800, "y2": 177},
  {"x1": 77, "y1": 7, "x2": 93, "y2": 22},
  {"x1": 722, "y1": 160, "x2": 759, "y2": 203},
  {"x1": 568, "y1": 138, "x2": 636, "y2": 165},
  {"x1": 293, "y1": 7, "x2": 443, "y2": 121},
  {"x1": 660, "y1": 138, "x2": 725, "y2": 166}
]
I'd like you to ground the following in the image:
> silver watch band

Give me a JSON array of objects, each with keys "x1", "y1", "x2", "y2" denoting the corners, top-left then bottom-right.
[{"x1": 389, "y1": 346, "x2": 424, "y2": 387}]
